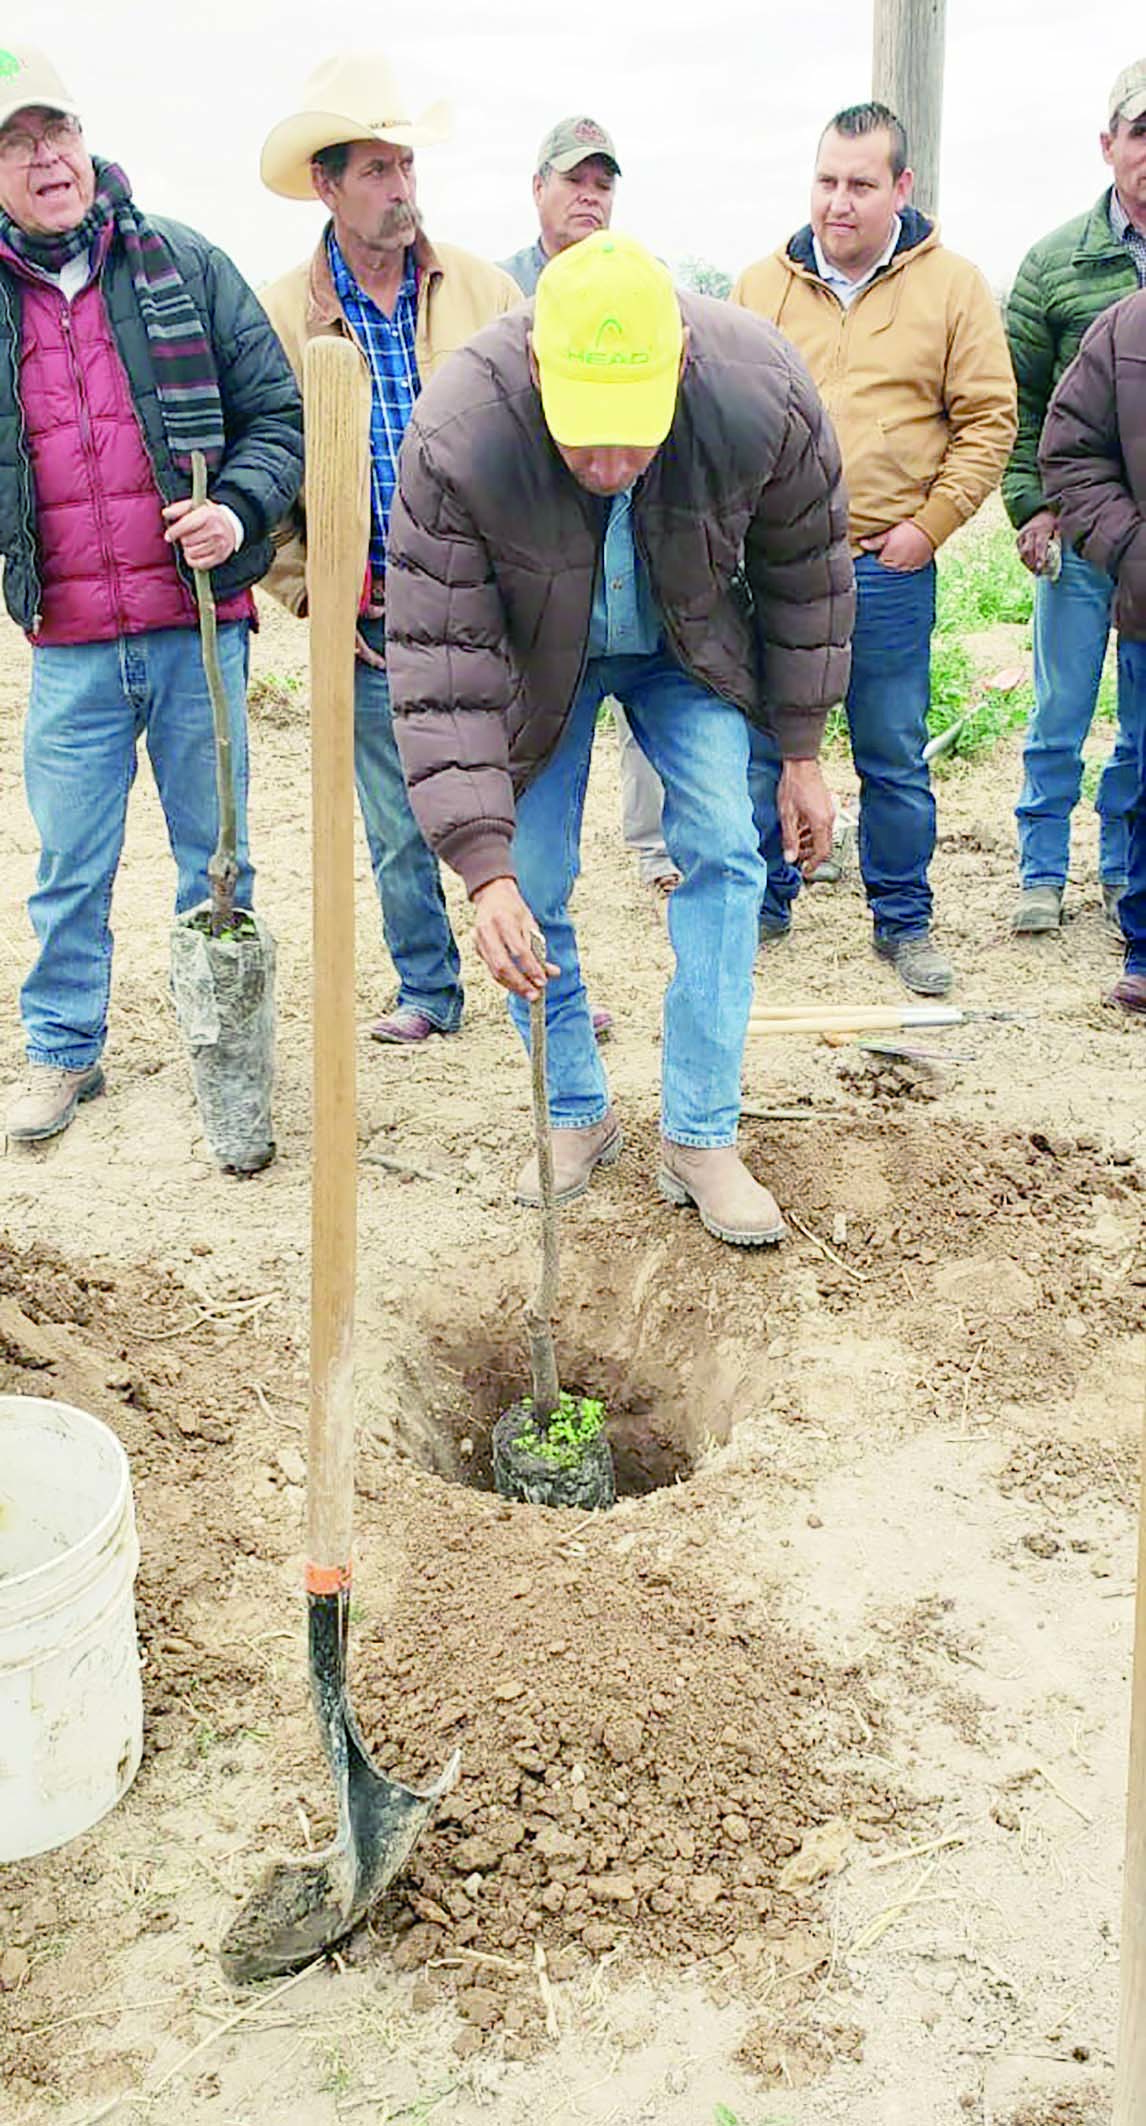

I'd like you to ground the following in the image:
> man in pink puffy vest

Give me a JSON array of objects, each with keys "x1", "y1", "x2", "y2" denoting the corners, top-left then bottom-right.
[{"x1": 0, "y1": 45, "x2": 302, "y2": 1143}]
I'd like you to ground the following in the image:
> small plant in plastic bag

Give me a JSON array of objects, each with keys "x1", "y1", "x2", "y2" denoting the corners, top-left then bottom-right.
[{"x1": 170, "y1": 904, "x2": 276, "y2": 1175}]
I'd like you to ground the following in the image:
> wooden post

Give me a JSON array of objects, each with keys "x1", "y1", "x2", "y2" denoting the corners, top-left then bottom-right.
[
  {"x1": 872, "y1": 0, "x2": 947, "y2": 217},
  {"x1": 1114, "y1": 1376, "x2": 1146, "y2": 2122}
]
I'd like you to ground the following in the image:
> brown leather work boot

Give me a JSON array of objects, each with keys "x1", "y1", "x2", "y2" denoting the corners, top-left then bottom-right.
[
  {"x1": 6, "y1": 1062, "x2": 105, "y2": 1144},
  {"x1": 658, "y1": 1140, "x2": 785, "y2": 1247},
  {"x1": 515, "y1": 1109, "x2": 622, "y2": 1207},
  {"x1": 1104, "y1": 972, "x2": 1146, "y2": 1017}
]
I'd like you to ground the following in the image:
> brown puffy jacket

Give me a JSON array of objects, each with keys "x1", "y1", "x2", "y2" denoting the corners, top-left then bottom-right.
[
  {"x1": 385, "y1": 293, "x2": 854, "y2": 896},
  {"x1": 1040, "y1": 287, "x2": 1146, "y2": 641}
]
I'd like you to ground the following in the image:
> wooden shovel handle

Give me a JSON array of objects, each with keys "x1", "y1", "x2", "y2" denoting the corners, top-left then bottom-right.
[
  {"x1": 303, "y1": 337, "x2": 371, "y2": 1578},
  {"x1": 748, "y1": 1005, "x2": 961, "y2": 1035}
]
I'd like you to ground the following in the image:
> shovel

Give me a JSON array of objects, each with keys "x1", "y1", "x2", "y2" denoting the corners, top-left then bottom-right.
[
  {"x1": 169, "y1": 451, "x2": 276, "y2": 1173},
  {"x1": 747, "y1": 1003, "x2": 1025, "y2": 1037},
  {"x1": 922, "y1": 662, "x2": 1028, "y2": 765},
  {"x1": 219, "y1": 337, "x2": 457, "y2": 1984}
]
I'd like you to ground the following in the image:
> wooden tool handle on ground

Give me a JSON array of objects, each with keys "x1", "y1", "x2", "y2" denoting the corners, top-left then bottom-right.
[
  {"x1": 303, "y1": 337, "x2": 371, "y2": 1580},
  {"x1": 1114, "y1": 1372, "x2": 1146, "y2": 2121},
  {"x1": 748, "y1": 1005, "x2": 961, "y2": 1036}
]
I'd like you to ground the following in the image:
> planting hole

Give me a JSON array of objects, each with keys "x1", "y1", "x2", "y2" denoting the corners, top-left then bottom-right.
[
  {"x1": 357, "y1": 1230, "x2": 759, "y2": 1505},
  {"x1": 398, "y1": 1348, "x2": 698, "y2": 1501}
]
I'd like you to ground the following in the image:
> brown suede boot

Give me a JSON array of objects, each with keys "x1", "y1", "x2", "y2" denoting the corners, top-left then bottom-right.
[
  {"x1": 658, "y1": 1140, "x2": 785, "y2": 1246},
  {"x1": 1104, "y1": 973, "x2": 1146, "y2": 1017},
  {"x1": 6, "y1": 1063, "x2": 105, "y2": 1144},
  {"x1": 515, "y1": 1110, "x2": 622, "y2": 1207}
]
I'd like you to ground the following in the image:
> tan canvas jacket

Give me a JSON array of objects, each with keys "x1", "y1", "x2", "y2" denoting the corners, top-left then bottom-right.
[
  {"x1": 259, "y1": 228, "x2": 521, "y2": 614},
  {"x1": 731, "y1": 215, "x2": 1016, "y2": 552}
]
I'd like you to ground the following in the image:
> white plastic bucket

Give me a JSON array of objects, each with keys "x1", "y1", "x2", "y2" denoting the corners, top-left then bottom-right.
[{"x1": 0, "y1": 1395, "x2": 143, "y2": 1861}]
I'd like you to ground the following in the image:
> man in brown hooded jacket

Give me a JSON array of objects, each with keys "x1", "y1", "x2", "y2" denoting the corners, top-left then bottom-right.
[
  {"x1": 1041, "y1": 286, "x2": 1146, "y2": 1015},
  {"x1": 385, "y1": 233, "x2": 853, "y2": 1246}
]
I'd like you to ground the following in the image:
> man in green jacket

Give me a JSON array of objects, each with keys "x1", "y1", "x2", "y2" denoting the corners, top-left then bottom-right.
[{"x1": 1005, "y1": 60, "x2": 1146, "y2": 937}]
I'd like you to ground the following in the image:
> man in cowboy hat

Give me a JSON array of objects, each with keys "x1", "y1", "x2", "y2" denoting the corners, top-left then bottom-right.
[
  {"x1": 385, "y1": 233, "x2": 853, "y2": 1247},
  {"x1": 0, "y1": 43, "x2": 302, "y2": 1144},
  {"x1": 259, "y1": 56, "x2": 524, "y2": 1048}
]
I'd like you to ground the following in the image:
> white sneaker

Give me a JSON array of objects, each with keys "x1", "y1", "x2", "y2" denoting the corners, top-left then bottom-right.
[{"x1": 7, "y1": 1063, "x2": 105, "y2": 1144}]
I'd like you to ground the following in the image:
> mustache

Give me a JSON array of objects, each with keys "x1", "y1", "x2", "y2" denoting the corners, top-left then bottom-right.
[{"x1": 378, "y1": 201, "x2": 420, "y2": 238}]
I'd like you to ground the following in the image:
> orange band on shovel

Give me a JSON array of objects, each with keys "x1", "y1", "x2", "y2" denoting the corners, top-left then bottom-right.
[{"x1": 305, "y1": 1562, "x2": 352, "y2": 1595}]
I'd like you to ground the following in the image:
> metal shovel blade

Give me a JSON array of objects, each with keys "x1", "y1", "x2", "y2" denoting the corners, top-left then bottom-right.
[{"x1": 219, "y1": 1592, "x2": 459, "y2": 1983}]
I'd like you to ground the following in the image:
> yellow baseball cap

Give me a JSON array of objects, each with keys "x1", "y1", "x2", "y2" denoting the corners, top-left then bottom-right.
[{"x1": 532, "y1": 232, "x2": 683, "y2": 449}]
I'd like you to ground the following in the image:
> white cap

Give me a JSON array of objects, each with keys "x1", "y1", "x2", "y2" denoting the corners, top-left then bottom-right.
[{"x1": 0, "y1": 43, "x2": 80, "y2": 131}]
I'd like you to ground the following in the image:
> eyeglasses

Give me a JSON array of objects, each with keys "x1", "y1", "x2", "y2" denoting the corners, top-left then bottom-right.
[{"x1": 0, "y1": 115, "x2": 83, "y2": 167}]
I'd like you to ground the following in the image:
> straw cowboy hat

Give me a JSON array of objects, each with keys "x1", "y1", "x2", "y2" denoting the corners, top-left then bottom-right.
[{"x1": 261, "y1": 54, "x2": 450, "y2": 201}]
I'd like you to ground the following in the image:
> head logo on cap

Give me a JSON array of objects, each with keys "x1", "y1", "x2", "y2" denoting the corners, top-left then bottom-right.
[
  {"x1": 568, "y1": 314, "x2": 651, "y2": 368},
  {"x1": 0, "y1": 51, "x2": 22, "y2": 78}
]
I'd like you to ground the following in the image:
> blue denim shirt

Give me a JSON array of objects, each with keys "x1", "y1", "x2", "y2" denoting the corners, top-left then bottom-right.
[
  {"x1": 497, "y1": 238, "x2": 549, "y2": 295},
  {"x1": 587, "y1": 489, "x2": 662, "y2": 657}
]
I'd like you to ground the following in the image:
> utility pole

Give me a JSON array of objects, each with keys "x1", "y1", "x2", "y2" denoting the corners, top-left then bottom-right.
[
  {"x1": 1114, "y1": 1392, "x2": 1146, "y2": 2123},
  {"x1": 872, "y1": 0, "x2": 947, "y2": 217}
]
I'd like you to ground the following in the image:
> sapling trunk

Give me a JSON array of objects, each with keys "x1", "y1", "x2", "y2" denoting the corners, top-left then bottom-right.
[
  {"x1": 525, "y1": 964, "x2": 560, "y2": 1427},
  {"x1": 189, "y1": 450, "x2": 238, "y2": 938}
]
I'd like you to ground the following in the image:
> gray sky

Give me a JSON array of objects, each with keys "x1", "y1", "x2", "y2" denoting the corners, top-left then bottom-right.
[{"x1": 24, "y1": 0, "x2": 1146, "y2": 292}]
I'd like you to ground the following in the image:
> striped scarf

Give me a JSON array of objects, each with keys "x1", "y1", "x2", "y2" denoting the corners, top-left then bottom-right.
[{"x1": 1, "y1": 157, "x2": 225, "y2": 469}]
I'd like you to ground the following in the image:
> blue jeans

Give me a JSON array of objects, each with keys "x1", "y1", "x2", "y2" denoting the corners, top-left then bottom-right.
[
  {"x1": 753, "y1": 553, "x2": 937, "y2": 938},
  {"x1": 509, "y1": 649, "x2": 766, "y2": 1145},
  {"x1": 21, "y1": 623, "x2": 252, "y2": 1070},
  {"x1": 356, "y1": 620, "x2": 462, "y2": 1029},
  {"x1": 1117, "y1": 638, "x2": 1146, "y2": 974},
  {"x1": 1016, "y1": 547, "x2": 1138, "y2": 888}
]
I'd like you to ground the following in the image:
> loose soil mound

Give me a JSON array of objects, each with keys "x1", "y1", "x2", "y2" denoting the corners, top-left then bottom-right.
[
  {"x1": 0, "y1": 1234, "x2": 908, "y2": 2077},
  {"x1": 357, "y1": 1469, "x2": 907, "y2": 2048}
]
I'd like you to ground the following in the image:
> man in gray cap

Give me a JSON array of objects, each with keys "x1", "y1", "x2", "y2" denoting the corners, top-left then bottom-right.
[
  {"x1": 499, "y1": 115, "x2": 620, "y2": 296},
  {"x1": 1004, "y1": 58, "x2": 1146, "y2": 940},
  {"x1": 501, "y1": 118, "x2": 679, "y2": 896}
]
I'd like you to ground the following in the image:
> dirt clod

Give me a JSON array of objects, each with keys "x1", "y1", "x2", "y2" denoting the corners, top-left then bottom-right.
[{"x1": 0, "y1": 1948, "x2": 30, "y2": 1990}]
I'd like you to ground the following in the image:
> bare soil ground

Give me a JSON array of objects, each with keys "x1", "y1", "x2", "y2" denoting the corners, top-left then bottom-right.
[{"x1": 0, "y1": 590, "x2": 1142, "y2": 2126}]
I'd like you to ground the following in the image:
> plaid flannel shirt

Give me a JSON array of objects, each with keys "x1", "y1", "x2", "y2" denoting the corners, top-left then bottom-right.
[
  {"x1": 327, "y1": 230, "x2": 419, "y2": 572},
  {"x1": 1110, "y1": 188, "x2": 1146, "y2": 290}
]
